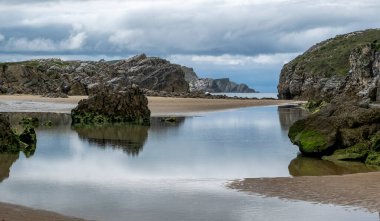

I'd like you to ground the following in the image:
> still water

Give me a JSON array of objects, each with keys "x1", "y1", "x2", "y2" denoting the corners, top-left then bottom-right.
[{"x1": 0, "y1": 106, "x2": 378, "y2": 221}]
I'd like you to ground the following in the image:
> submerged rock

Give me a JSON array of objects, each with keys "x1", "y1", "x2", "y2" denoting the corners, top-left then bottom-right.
[{"x1": 71, "y1": 86, "x2": 150, "y2": 125}]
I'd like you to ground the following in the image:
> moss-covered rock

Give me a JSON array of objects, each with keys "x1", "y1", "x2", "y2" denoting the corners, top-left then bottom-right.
[
  {"x1": 370, "y1": 132, "x2": 380, "y2": 151},
  {"x1": 296, "y1": 130, "x2": 329, "y2": 154},
  {"x1": 19, "y1": 117, "x2": 39, "y2": 128},
  {"x1": 289, "y1": 101, "x2": 380, "y2": 160},
  {"x1": 0, "y1": 114, "x2": 21, "y2": 153},
  {"x1": 365, "y1": 152, "x2": 380, "y2": 166},
  {"x1": 323, "y1": 142, "x2": 370, "y2": 162},
  {"x1": 71, "y1": 86, "x2": 150, "y2": 125}
]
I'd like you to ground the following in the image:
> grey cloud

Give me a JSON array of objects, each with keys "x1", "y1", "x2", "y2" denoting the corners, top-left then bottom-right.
[{"x1": 0, "y1": 0, "x2": 379, "y2": 57}]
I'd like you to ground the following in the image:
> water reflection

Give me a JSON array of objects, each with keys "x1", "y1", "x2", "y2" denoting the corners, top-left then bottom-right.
[
  {"x1": 73, "y1": 124, "x2": 149, "y2": 156},
  {"x1": 277, "y1": 105, "x2": 308, "y2": 131},
  {"x1": 149, "y1": 117, "x2": 186, "y2": 134},
  {"x1": 289, "y1": 154, "x2": 379, "y2": 176},
  {"x1": 5, "y1": 112, "x2": 71, "y2": 130},
  {"x1": 0, "y1": 153, "x2": 19, "y2": 182}
]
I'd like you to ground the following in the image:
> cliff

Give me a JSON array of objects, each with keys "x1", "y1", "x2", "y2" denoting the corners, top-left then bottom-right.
[
  {"x1": 278, "y1": 29, "x2": 380, "y2": 102},
  {"x1": 182, "y1": 67, "x2": 256, "y2": 93}
]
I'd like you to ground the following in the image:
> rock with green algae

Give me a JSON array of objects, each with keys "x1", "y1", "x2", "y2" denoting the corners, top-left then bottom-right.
[
  {"x1": 322, "y1": 142, "x2": 370, "y2": 162},
  {"x1": 288, "y1": 114, "x2": 337, "y2": 156},
  {"x1": 288, "y1": 101, "x2": 380, "y2": 157},
  {"x1": 0, "y1": 114, "x2": 21, "y2": 153},
  {"x1": 19, "y1": 117, "x2": 39, "y2": 128},
  {"x1": 365, "y1": 152, "x2": 380, "y2": 166},
  {"x1": 370, "y1": 132, "x2": 380, "y2": 151},
  {"x1": 71, "y1": 86, "x2": 150, "y2": 125}
]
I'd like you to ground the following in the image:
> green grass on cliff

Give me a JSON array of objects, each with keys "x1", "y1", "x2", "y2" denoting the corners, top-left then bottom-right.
[{"x1": 291, "y1": 29, "x2": 380, "y2": 77}]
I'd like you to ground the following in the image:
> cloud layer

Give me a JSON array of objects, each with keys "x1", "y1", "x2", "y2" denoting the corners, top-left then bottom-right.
[{"x1": 0, "y1": 0, "x2": 379, "y2": 91}]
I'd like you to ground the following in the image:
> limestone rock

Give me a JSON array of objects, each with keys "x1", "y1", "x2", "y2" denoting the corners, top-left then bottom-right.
[{"x1": 278, "y1": 29, "x2": 380, "y2": 101}]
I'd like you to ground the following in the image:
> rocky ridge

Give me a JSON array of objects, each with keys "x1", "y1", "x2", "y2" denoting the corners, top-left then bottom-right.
[{"x1": 0, "y1": 54, "x2": 255, "y2": 97}]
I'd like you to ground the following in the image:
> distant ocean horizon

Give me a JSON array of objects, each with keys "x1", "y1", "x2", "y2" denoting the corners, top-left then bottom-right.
[{"x1": 211, "y1": 92, "x2": 278, "y2": 99}]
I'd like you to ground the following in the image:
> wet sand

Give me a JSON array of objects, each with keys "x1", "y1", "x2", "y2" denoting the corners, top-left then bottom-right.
[
  {"x1": 228, "y1": 172, "x2": 380, "y2": 212},
  {"x1": 0, "y1": 95, "x2": 294, "y2": 115},
  {"x1": 0, "y1": 202, "x2": 88, "y2": 221}
]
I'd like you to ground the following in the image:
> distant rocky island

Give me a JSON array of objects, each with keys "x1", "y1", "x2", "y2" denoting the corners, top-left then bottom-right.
[
  {"x1": 0, "y1": 54, "x2": 255, "y2": 98},
  {"x1": 278, "y1": 29, "x2": 380, "y2": 166}
]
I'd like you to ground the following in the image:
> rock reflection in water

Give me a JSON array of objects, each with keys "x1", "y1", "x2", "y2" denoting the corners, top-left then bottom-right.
[
  {"x1": 149, "y1": 117, "x2": 186, "y2": 134},
  {"x1": 0, "y1": 153, "x2": 19, "y2": 182},
  {"x1": 5, "y1": 112, "x2": 71, "y2": 130},
  {"x1": 289, "y1": 154, "x2": 379, "y2": 176},
  {"x1": 73, "y1": 124, "x2": 149, "y2": 156},
  {"x1": 278, "y1": 105, "x2": 308, "y2": 131}
]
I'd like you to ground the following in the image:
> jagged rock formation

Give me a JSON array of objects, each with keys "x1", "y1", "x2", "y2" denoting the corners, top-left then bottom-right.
[
  {"x1": 71, "y1": 86, "x2": 150, "y2": 125},
  {"x1": 278, "y1": 29, "x2": 380, "y2": 102},
  {"x1": 0, "y1": 54, "x2": 189, "y2": 95},
  {"x1": 0, "y1": 54, "x2": 255, "y2": 96}
]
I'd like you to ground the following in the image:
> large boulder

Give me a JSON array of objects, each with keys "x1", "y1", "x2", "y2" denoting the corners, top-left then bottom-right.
[
  {"x1": 289, "y1": 102, "x2": 380, "y2": 165},
  {"x1": 71, "y1": 86, "x2": 150, "y2": 125}
]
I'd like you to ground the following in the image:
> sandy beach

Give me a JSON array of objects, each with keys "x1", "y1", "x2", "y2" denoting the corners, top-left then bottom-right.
[
  {"x1": 229, "y1": 172, "x2": 380, "y2": 213},
  {"x1": 0, "y1": 94, "x2": 294, "y2": 115}
]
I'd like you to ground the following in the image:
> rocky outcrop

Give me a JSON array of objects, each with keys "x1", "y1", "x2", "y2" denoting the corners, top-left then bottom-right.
[
  {"x1": 280, "y1": 29, "x2": 380, "y2": 166},
  {"x1": 289, "y1": 101, "x2": 380, "y2": 166},
  {"x1": 0, "y1": 54, "x2": 256, "y2": 96},
  {"x1": 71, "y1": 86, "x2": 150, "y2": 125},
  {"x1": 278, "y1": 29, "x2": 380, "y2": 101},
  {"x1": 188, "y1": 77, "x2": 256, "y2": 93},
  {"x1": 0, "y1": 54, "x2": 189, "y2": 96}
]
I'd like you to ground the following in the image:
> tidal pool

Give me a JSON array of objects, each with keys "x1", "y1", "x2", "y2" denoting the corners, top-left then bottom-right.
[{"x1": 0, "y1": 106, "x2": 378, "y2": 221}]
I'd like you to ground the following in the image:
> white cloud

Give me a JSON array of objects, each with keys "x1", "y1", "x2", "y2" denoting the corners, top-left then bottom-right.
[
  {"x1": 60, "y1": 32, "x2": 87, "y2": 50},
  {"x1": 0, "y1": 33, "x2": 4, "y2": 41},
  {"x1": 4, "y1": 31, "x2": 87, "y2": 52},
  {"x1": 170, "y1": 53, "x2": 300, "y2": 67}
]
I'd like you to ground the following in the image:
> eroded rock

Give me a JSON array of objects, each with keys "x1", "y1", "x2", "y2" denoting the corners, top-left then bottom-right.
[{"x1": 71, "y1": 86, "x2": 150, "y2": 125}]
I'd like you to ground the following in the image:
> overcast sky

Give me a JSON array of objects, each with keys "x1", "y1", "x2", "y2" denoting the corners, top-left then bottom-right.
[{"x1": 0, "y1": 0, "x2": 379, "y2": 92}]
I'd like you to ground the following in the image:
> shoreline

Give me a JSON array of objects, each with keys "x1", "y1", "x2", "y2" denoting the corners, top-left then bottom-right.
[
  {"x1": 0, "y1": 94, "x2": 296, "y2": 116},
  {"x1": 228, "y1": 171, "x2": 380, "y2": 213}
]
